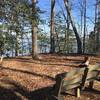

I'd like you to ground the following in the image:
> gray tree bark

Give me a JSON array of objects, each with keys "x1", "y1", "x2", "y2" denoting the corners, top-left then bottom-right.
[
  {"x1": 32, "y1": 0, "x2": 38, "y2": 59},
  {"x1": 15, "y1": 32, "x2": 18, "y2": 56},
  {"x1": 83, "y1": 0, "x2": 87, "y2": 53},
  {"x1": 50, "y1": 0, "x2": 56, "y2": 53}
]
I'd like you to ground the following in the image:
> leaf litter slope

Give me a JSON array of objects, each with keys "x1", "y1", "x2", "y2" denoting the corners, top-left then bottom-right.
[{"x1": 0, "y1": 54, "x2": 100, "y2": 100}]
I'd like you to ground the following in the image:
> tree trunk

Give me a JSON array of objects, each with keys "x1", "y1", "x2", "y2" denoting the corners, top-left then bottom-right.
[
  {"x1": 63, "y1": 15, "x2": 70, "y2": 53},
  {"x1": 63, "y1": 0, "x2": 82, "y2": 54},
  {"x1": 94, "y1": 0, "x2": 97, "y2": 53},
  {"x1": 96, "y1": 0, "x2": 100, "y2": 53},
  {"x1": 32, "y1": 27, "x2": 38, "y2": 58},
  {"x1": 21, "y1": 33, "x2": 24, "y2": 56},
  {"x1": 15, "y1": 32, "x2": 18, "y2": 56},
  {"x1": 50, "y1": 0, "x2": 56, "y2": 53},
  {"x1": 32, "y1": 0, "x2": 38, "y2": 59},
  {"x1": 83, "y1": 0, "x2": 87, "y2": 54}
]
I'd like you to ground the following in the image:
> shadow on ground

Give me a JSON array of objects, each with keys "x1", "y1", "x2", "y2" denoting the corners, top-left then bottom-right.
[
  {"x1": 0, "y1": 78, "x2": 29, "y2": 100},
  {"x1": 0, "y1": 78, "x2": 53, "y2": 100}
]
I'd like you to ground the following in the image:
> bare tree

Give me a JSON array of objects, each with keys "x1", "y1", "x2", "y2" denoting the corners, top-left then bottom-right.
[
  {"x1": 83, "y1": 0, "x2": 87, "y2": 53},
  {"x1": 50, "y1": 0, "x2": 56, "y2": 53},
  {"x1": 63, "y1": 0, "x2": 82, "y2": 54},
  {"x1": 15, "y1": 32, "x2": 19, "y2": 56},
  {"x1": 96, "y1": 0, "x2": 100, "y2": 53}
]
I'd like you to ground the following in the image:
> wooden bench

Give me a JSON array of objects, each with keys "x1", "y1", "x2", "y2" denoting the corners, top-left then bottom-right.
[
  {"x1": 85, "y1": 64, "x2": 100, "y2": 89},
  {"x1": 51, "y1": 67, "x2": 88, "y2": 100}
]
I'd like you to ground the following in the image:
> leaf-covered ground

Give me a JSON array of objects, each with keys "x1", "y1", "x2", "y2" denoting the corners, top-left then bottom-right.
[{"x1": 0, "y1": 54, "x2": 100, "y2": 100}]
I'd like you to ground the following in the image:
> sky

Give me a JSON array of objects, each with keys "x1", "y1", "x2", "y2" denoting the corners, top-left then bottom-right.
[
  {"x1": 37, "y1": 0, "x2": 96, "y2": 36},
  {"x1": 0, "y1": 0, "x2": 96, "y2": 36}
]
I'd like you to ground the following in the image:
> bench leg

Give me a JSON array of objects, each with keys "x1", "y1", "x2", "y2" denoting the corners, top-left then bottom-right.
[
  {"x1": 89, "y1": 81, "x2": 94, "y2": 89},
  {"x1": 76, "y1": 88, "x2": 80, "y2": 97}
]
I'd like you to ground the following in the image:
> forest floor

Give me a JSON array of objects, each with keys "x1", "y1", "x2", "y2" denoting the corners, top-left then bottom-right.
[{"x1": 0, "y1": 54, "x2": 100, "y2": 100}]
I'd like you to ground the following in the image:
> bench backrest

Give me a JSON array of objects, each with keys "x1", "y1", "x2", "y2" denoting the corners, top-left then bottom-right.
[
  {"x1": 86, "y1": 64, "x2": 100, "y2": 82},
  {"x1": 54, "y1": 67, "x2": 88, "y2": 97}
]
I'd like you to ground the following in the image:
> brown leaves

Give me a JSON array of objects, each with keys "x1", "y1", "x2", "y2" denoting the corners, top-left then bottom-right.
[{"x1": 0, "y1": 54, "x2": 100, "y2": 99}]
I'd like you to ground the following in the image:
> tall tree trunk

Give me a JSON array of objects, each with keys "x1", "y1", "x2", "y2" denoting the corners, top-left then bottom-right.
[
  {"x1": 15, "y1": 32, "x2": 18, "y2": 56},
  {"x1": 94, "y1": 0, "x2": 97, "y2": 53},
  {"x1": 83, "y1": 0, "x2": 87, "y2": 54},
  {"x1": 32, "y1": 0, "x2": 38, "y2": 59},
  {"x1": 50, "y1": 0, "x2": 55, "y2": 53},
  {"x1": 96, "y1": 0, "x2": 100, "y2": 53},
  {"x1": 63, "y1": 15, "x2": 70, "y2": 53},
  {"x1": 32, "y1": 27, "x2": 38, "y2": 58},
  {"x1": 21, "y1": 33, "x2": 24, "y2": 56},
  {"x1": 55, "y1": 30, "x2": 60, "y2": 52},
  {"x1": 63, "y1": 0, "x2": 82, "y2": 54},
  {"x1": 79, "y1": 0, "x2": 84, "y2": 40}
]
